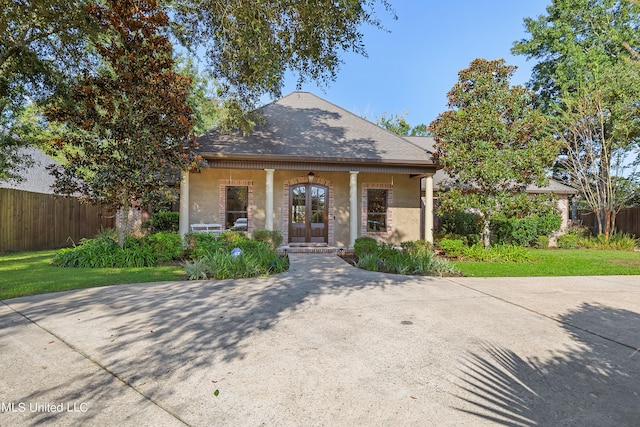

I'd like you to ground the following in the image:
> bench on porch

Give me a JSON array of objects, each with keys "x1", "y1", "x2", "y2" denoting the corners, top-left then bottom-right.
[{"x1": 190, "y1": 223, "x2": 224, "y2": 235}]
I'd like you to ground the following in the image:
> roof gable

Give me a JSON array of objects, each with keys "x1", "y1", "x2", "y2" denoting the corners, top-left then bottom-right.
[{"x1": 198, "y1": 92, "x2": 437, "y2": 166}]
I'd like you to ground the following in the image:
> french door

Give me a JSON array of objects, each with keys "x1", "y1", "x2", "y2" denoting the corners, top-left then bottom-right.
[{"x1": 289, "y1": 184, "x2": 327, "y2": 243}]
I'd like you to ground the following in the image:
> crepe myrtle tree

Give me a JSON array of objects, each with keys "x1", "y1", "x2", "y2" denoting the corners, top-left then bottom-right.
[
  {"x1": 429, "y1": 58, "x2": 560, "y2": 247},
  {"x1": 46, "y1": 0, "x2": 203, "y2": 248}
]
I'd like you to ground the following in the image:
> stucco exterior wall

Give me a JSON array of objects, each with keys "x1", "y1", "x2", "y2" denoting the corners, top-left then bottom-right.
[{"x1": 188, "y1": 168, "x2": 425, "y2": 246}]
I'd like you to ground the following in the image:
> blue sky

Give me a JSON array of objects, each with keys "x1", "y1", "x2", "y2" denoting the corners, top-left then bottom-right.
[{"x1": 277, "y1": 0, "x2": 552, "y2": 126}]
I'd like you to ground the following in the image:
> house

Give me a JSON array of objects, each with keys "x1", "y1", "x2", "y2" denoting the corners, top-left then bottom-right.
[
  {"x1": 179, "y1": 92, "x2": 577, "y2": 248},
  {"x1": 179, "y1": 92, "x2": 439, "y2": 247},
  {"x1": 404, "y1": 136, "x2": 579, "y2": 231}
]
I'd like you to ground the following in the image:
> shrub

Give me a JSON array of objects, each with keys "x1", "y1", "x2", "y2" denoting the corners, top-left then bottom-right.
[
  {"x1": 400, "y1": 240, "x2": 434, "y2": 256},
  {"x1": 150, "y1": 211, "x2": 179, "y2": 233},
  {"x1": 429, "y1": 257, "x2": 459, "y2": 277},
  {"x1": 355, "y1": 252, "x2": 380, "y2": 271},
  {"x1": 147, "y1": 232, "x2": 183, "y2": 263},
  {"x1": 183, "y1": 257, "x2": 212, "y2": 280},
  {"x1": 578, "y1": 232, "x2": 638, "y2": 251},
  {"x1": 253, "y1": 229, "x2": 283, "y2": 251},
  {"x1": 491, "y1": 213, "x2": 562, "y2": 247},
  {"x1": 354, "y1": 237, "x2": 379, "y2": 258},
  {"x1": 535, "y1": 235, "x2": 550, "y2": 249},
  {"x1": 461, "y1": 244, "x2": 532, "y2": 263},
  {"x1": 440, "y1": 211, "x2": 481, "y2": 238},
  {"x1": 438, "y1": 238, "x2": 466, "y2": 258},
  {"x1": 557, "y1": 233, "x2": 579, "y2": 249}
]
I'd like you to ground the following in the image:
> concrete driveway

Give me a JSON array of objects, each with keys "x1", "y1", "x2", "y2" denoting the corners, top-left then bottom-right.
[{"x1": 1, "y1": 254, "x2": 639, "y2": 426}]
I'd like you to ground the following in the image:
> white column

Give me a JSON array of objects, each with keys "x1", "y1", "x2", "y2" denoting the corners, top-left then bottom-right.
[
  {"x1": 349, "y1": 171, "x2": 359, "y2": 247},
  {"x1": 179, "y1": 170, "x2": 190, "y2": 238},
  {"x1": 265, "y1": 169, "x2": 274, "y2": 230},
  {"x1": 425, "y1": 174, "x2": 434, "y2": 244}
]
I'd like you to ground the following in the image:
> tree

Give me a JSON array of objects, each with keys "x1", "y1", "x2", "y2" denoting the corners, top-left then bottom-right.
[
  {"x1": 512, "y1": 0, "x2": 640, "y2": 111},
  {"x1": 170, "y1": 0, "x2": 395, "y2": 106},
  {"x1": 46, "y1": 0, "x2": 202, "y2": 247},
  {"x1": 551, "y1": 79, "x2": 640, "y2": 236},
  {"x1": 513, "y1": 0, "x2": 640, "y2": 236},
  {"x1": 1, "y1": 0, "x2": 100, "y2": 181},
  {"x1": 376, "y1": 112, "x2": 430, "y2": 136},
  {"x1": 428, "y1": 59, "x2": 559, "y2": 247}
]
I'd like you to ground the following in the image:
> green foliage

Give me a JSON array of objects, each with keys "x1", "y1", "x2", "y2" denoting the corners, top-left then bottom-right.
[
  {"x1": 440, "y1": 211, "x2": 481, "y2": 239},
  {"x1": 1, "y1": 0, "x2": 100, "y2": 182},
  {"x1": 147, "y1": 232, "x2": 183, "y2": 263},
  {"x1": 577, "y1": 233, "x2": 639, "y2": 251},
  {"x1": 461, "y1": 244, "x2": 532, "y2": 263},
  {"x1": 355, "y1": 253, "x2": 380, "y2": 272},
  {"x1": 354, "y1": 237, "x2": 379, "y2": 258},
  {"x1": 351, "y1": 239, "x2": 458, "y2": 276},
  {"x1": 512, "y1": 0, "x2": 640, "y2": 110},
  {"x1": 438, "y1": 239, "x2": 467, "y2": 259},
  {"x1": 172, "y1": 0, "x2": 395, "y2": 105},
  {"x1": 184, "y1": 231, "x2": 288, "y2": 279},
  {"x1": 513, "y1": 2, "x2": 640, "y2": 237},
  {"x1": 52, "y1": 231, "x2": 184, "y2": 268},
  {"x1": 557, "y1": 234, "x2": 579, "y2": 249},
  {"x1": 150, "y1": 212, "x2": 180, "y2": 233},
  {"x1": 45, "y1": 0, "x2": 203, "y2": 248},
  {"x1": 429, "y1": 58, "x2": 560, "y2": 246},
  {"x1": 491, "y1": 213, "x2": 562, "y2": 246},
  {"x1": 376, "y1": 112, "x2": 430, "y2": 136},
  {"x1": 535, "y1": 235, "x2": 550, "y2": 249},
  {"x1": 400, "y1": 240, "x2": 434, "y2": 256},
  {"x1": 183, "y1": 257, "x2": 212, "y2": 280},
  {"x1": 252, "y1": 229, "x2": 284, "y2": 251},
  {"x1": 439, "y1": 238, "x2": 531, "y2": 263}
]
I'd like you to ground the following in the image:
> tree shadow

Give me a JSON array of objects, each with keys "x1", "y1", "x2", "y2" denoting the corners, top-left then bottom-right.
[
  {"x1": 452, "y1": 303, "x2": 640, "y2": 426},
  {"x1": 1, "y1": 255, "x2": 430, "y2": 417},
  {"x1": 198, "y1": 98, "x2": 428, "y2": 162}
]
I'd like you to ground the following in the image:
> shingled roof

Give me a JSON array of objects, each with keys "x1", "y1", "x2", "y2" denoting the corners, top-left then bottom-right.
[
  {"x1": 0, "y1": 146, "x2": 58, "y2": 194},
  {"x1": 197, "y1": 92, "x2": 438, "y2": 167}
]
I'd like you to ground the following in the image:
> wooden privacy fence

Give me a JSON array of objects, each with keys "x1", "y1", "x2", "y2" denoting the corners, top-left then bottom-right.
[
  {"x1": 578, "y1": 207, "x2": 640, "y2": 238},
  {"x1": 0, "y1": 188, "x2": 114, "y2": 252}
]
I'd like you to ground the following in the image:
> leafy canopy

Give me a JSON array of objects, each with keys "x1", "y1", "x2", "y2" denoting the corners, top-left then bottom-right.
[
  {"x1": 45, "y1": 0, "x2": 202, "y2": 245},
  {"x1": 429, "y1": 59, "x2": 560, "y2": 245},
  {"x1": 170, "y1": 0, "x2": 395, "y2": 106},
  {"x1": 0, "y1": 0, "x2": 99, "y2": 181}
]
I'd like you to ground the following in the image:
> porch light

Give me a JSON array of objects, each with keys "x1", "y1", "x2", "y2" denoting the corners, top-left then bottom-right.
[{"x1": 307, "y1": 171, "x2": 315, "y2": 183}]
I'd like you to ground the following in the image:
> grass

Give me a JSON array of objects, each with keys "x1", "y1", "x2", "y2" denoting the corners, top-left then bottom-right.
[
  {"x1": 454, "y1": 249, "x2": 640, "y2": 277},
  {"x1": 0, "y1": 250, "x2": 185, "y2": 301},
  {"x1": 2, "y1": 248, "x2": 639, "y2": 300}
]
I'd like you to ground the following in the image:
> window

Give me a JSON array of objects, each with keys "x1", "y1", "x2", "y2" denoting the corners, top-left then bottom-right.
[
  {"x1": 226, "y1": 186, "x2": 248, "y2": 229},
  {"x1": 367, "y1": 189, "x2": 388, "y2": 232}
]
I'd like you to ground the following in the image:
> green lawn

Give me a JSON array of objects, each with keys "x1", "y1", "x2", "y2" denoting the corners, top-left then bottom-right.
[
  {"x1": 0, "y1": 250, "x2": 185, "y2": 301},
  {"x1": 1, "y1": 249, "x2": 639, "y2": 301},
  {"x1": 453, "y1": 249, "x2": 640, "y2": 277}
]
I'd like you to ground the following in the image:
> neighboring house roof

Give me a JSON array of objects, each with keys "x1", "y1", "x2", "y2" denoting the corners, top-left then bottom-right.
[
  {"x1": 406, "y1": 136, "x2": 579, "y2": 195},
  {"x1": 198, "y1": 92, "x2": 438, "y2": 168},
  {"x1": 0, "y1": 146, "x2": 58, "y2": 194}
]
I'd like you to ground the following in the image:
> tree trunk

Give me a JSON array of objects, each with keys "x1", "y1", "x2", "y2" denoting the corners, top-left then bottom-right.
[
  {"x1": 482, "y1": 218, "x2": 491, "y2": 248},
  {"x1": 118, "y1": 203, "x2": 130, "y2": 249},
  {"x1": 603, "y1": 209, "x2": 612, "y2": 238}
]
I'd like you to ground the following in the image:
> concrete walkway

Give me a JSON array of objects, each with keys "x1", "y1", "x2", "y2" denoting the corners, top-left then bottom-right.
[{"x1": 1, "y1": 254, "x2": 639, "y2": 426}]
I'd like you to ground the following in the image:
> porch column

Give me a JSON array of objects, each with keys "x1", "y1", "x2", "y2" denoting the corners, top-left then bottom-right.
[
  {"x1": 265, "y1": 169, "x2": 274, "y2": 230},
  {"x1": 425, "y1": 174, "x2": 434, "y2": 244},
  {"x1": 179, "y1": 170, "x2": 190, "y2": 238},
  {"x1": 349, "y1": 171, "x2": 359, "y2": 247}
]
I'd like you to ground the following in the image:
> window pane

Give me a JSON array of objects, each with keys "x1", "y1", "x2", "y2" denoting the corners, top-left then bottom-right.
[
  {"x1": 226, "y1": 186, "x2": 248, "y2": 229},
  {"x1": 291, "y1": 186, "x2": 306, "y2": 223},
  {"x1": 367, "y1": 189, "x2": 387, "y2": 232}
]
